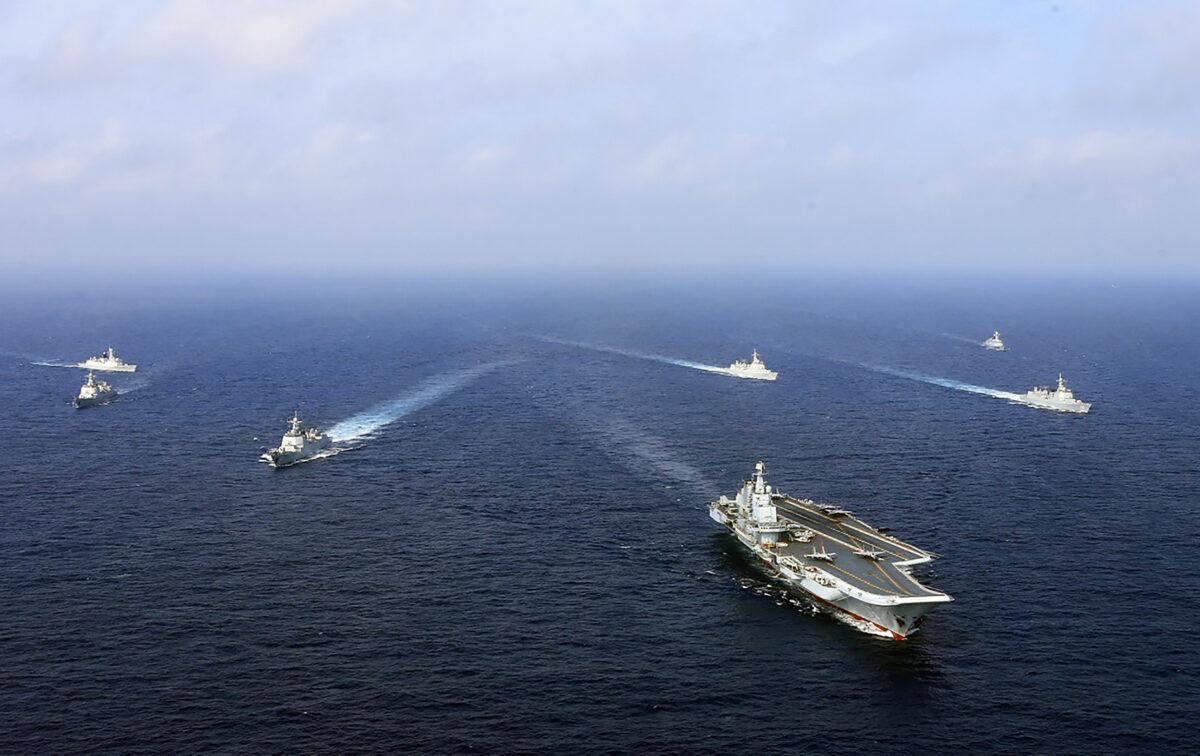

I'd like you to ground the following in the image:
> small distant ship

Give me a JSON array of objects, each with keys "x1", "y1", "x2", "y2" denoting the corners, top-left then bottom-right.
[
  {"x1": 709, "y1": 461, "x2": 951, "y2": 639},
  {"x1": 259, "y1": 412, "x2": 332, "y2": 467},
  {"x1": 74, "y1": 372, "x2": 118, "y2": 408},
  {"x1": 76, "y1": 347, "x2": 137, "y2": 372},
  {"x1": 982, "y1": 331, "x2": 1006, "y2": 351},
  {"x1": 724, "y1": 349, "x2": 778, "y2": 381},
  {"x1": 1015, "y1": 374, "x2": 1091, "y2": 414}
]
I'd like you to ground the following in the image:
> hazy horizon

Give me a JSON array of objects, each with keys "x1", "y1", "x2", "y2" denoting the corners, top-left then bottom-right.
[{"x1": 3, "y1": 1, "x2": 1198, "y2": 281}]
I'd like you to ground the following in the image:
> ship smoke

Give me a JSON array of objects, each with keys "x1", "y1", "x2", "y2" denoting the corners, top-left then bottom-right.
[
  {"x1": 326, "y1": 361, "x2": 511, "y2": 443},
  {"x1": 536, "y1": 336, "x2": 729, "y2": 375},
  {"x1": 861, "y1": 364, "x2": 1021, "y2": 402}
]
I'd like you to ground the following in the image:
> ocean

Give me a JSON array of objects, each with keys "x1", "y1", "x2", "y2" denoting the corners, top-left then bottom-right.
[{"x1": 2, "y1": 276, "x2": 1197, "y2": 753}]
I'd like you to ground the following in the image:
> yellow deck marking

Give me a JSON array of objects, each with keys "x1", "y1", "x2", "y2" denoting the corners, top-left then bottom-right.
[
  {"x1": 775, "y1": 500, "x2": 913, "y2": 560},
  {"x1": 777, "y1": 497, "x2": 916, "y2": 551},
  {"x1": 773, "y1": 501, "x2": 928, "y2": 596},
  {"x1": 818, "y1": 559, "x2": 892, "y2": 595},
  {"x1": 872, "y1": 561, "x2": 910, "y2": 595}
]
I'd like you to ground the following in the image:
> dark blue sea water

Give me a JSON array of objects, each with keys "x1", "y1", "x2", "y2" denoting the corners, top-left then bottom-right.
[{"x1": 2, "y1": 277, "x2": 1198, "y2": 753}]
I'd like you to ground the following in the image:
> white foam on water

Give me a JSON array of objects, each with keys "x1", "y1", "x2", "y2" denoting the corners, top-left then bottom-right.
[
  {"x1": 326, "y1": 361, "x2": 511, "y2": 443},
  {"x1": 32, "y1": 360, "x2": 79, "y2": 368},
  {"x1": 536, "y1": 336, "x2": 729, "y2": 375},
  {"x1": 862, "y1": 364, "x2": 1021, "y2": 402}
]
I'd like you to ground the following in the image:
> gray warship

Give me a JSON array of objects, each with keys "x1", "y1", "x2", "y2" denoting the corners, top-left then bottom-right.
[
  {"x1": 74, "y1": 372, "x2": 118, "y2": 408},
  {"x1": 259, "y1": 412, "x2": 332, "y2": 467},
  {"x1": 76, "y1": 347, "x2": 137, "y2": 372},
  {"x1": 1015, "y1": 374, "x2": 1091, "y2": 414},
  {"x1": 710, "y1": 461, "x2": 951, "y2": 639},
  {"x1": 723, "y1": 349, "x2": 778, "y2": 381}
]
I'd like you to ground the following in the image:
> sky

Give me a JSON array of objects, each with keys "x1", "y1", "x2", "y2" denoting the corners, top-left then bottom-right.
[{"x1": 1, "y1": 0, "x2": 1197, "y2": 281}]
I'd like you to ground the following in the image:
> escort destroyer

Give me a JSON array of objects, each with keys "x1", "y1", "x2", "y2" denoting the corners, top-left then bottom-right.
[
  {"x1": 982, "y1": 331, "x2": 1006, "y2": 351},
  {"x1": 76, "y1": 347, "x2": 137, "y2": 372},
  {"x1": 259, "y1": 412, "x2": 332, "y2": 467},
  {"x1": 723, "y1": 349, "x2": 778, "y2": 381},
  {"x1": 1014, "y1": 374, "x2": 1091, "y2": 414},
  {"x1": 74, "y1": 372, "x2": 118, "y2": 409},
  {"x1": 709, "y1": 461, "x2": 951, "y2": 639}
]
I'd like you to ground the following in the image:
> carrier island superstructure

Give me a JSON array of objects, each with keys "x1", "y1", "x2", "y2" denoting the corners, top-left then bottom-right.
[{"x1": 710, "y1": 462, "x2": 951, "y2": 639}]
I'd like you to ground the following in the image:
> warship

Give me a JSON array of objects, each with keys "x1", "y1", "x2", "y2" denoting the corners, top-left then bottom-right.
[
  {"x1": 76, "y1": 347, "x2": 137, "y2": 372},
  {"x1": 74, "y1": 372, "x2": 118, "y2": 408},
  {"x1": 259, "y1": 412, "x2": 332, "y2": 467},
  {"x1": 724, "y1": 349, "x2": 778, "y2": 381},
  {"x1": 982, "y1": 331, "x2": 1006, "y2": 351},
  {"x1": 1015, "y1": 374, "x2": 1091, "y2": 414},
  {"x1": 709, "y1": 462, "x2": 951, "y2": 639}
]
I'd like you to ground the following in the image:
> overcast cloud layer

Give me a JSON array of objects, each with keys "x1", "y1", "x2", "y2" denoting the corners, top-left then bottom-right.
[{"x1": 2, "y1": 1, "x2": 1197, "y2": 280}]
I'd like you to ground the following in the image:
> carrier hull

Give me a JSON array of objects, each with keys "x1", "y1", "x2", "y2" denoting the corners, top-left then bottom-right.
[{"x1": 710, "y1": 463, "x2": 951, "y2": 640}]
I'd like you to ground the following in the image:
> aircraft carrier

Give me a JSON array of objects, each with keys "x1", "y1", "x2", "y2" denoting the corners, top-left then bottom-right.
[{"x1": 710, "y1": 462, "x2": 951, "y2": 639}]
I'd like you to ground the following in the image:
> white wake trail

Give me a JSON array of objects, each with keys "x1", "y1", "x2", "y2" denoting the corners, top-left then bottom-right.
[
  {"x1": 326, "y1": 361, "x2": 511, "y2": 443},
  {"x1": 536, "y1": 336, "x2": 729, "y2": 376},
  {"x1": 939, "y1": 333, "x2": 983, "y2": 346},
  {"x1": 32, "y1": 360, "x2": 80, "y2": 368},
  {"x1": 597, "y1": 415, "x2": 716, "y2": 494},
  {"x1": 862, "y1": 364, "x2": 1021, "y2": 401},
  {"x1": 116, "y1": 376, "x2": 151, "y2": 395}
]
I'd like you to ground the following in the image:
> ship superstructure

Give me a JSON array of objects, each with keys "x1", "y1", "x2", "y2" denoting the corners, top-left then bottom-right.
[
  {"x1": 982, "y1": 331, "x2": 1006, "y2": 351},
  {"x1": 259, "y1": 412, "x2": 332, "y2": 467},
  {"x1": 1015, "y1": 374, "x2": 1091, "y2": 414},
  {"x1": 74, "y1": 372, "x2": 118, "y2": 408},
  {"x1": 76, "y1": 347, "x2": 137, "y2": 373},
  {"x1": 709, "y1": 461, "x2": 951, "y2": 639},
  {"x1": 724, "y1": 349, "x2": 778, "y2": 381}
]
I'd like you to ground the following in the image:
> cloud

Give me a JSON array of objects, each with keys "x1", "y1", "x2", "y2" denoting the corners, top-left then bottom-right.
[
  {"x1": 127, "y1": 0, "x2": 372, "y2": 73},
  {"x1": 0, "y1": 1, "x2": 1197, "y2": 277},
  {"x1": 991, "y1": 131, "x2": 1200, "y2": 183},
  {"x1": 10, "y1": 124, "x2": 129, "y2": 188},
  {"x1": 288, "y1": 122, "x2": 378, "y2": 176},
  {"x1": 455, "y1": 144, "x2": 513, "y2": 175}
]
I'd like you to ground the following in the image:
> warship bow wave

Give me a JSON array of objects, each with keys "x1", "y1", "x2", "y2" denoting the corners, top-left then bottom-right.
[
  {"x1": 982, "y1": 331, "x2": 1006, "y2": 351},
  {"x1": 259, "y1": 412, "x2": 332, "y2": 467},
  {"x1": 710, "y1": 461, "x2": 951, "y2": 639},
  {"x1": 1013, "y1": 374, "x2": 1091, "y2": 414},
  {"x1": 722, "y1": 349, "x2": 778, "y2": 381},
  {"x1": 74, "y1": 372, "x2": 118, "y2": 408},
  {"x1": 76, "y1": 347, "x2": 137, "y2": 372}
]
